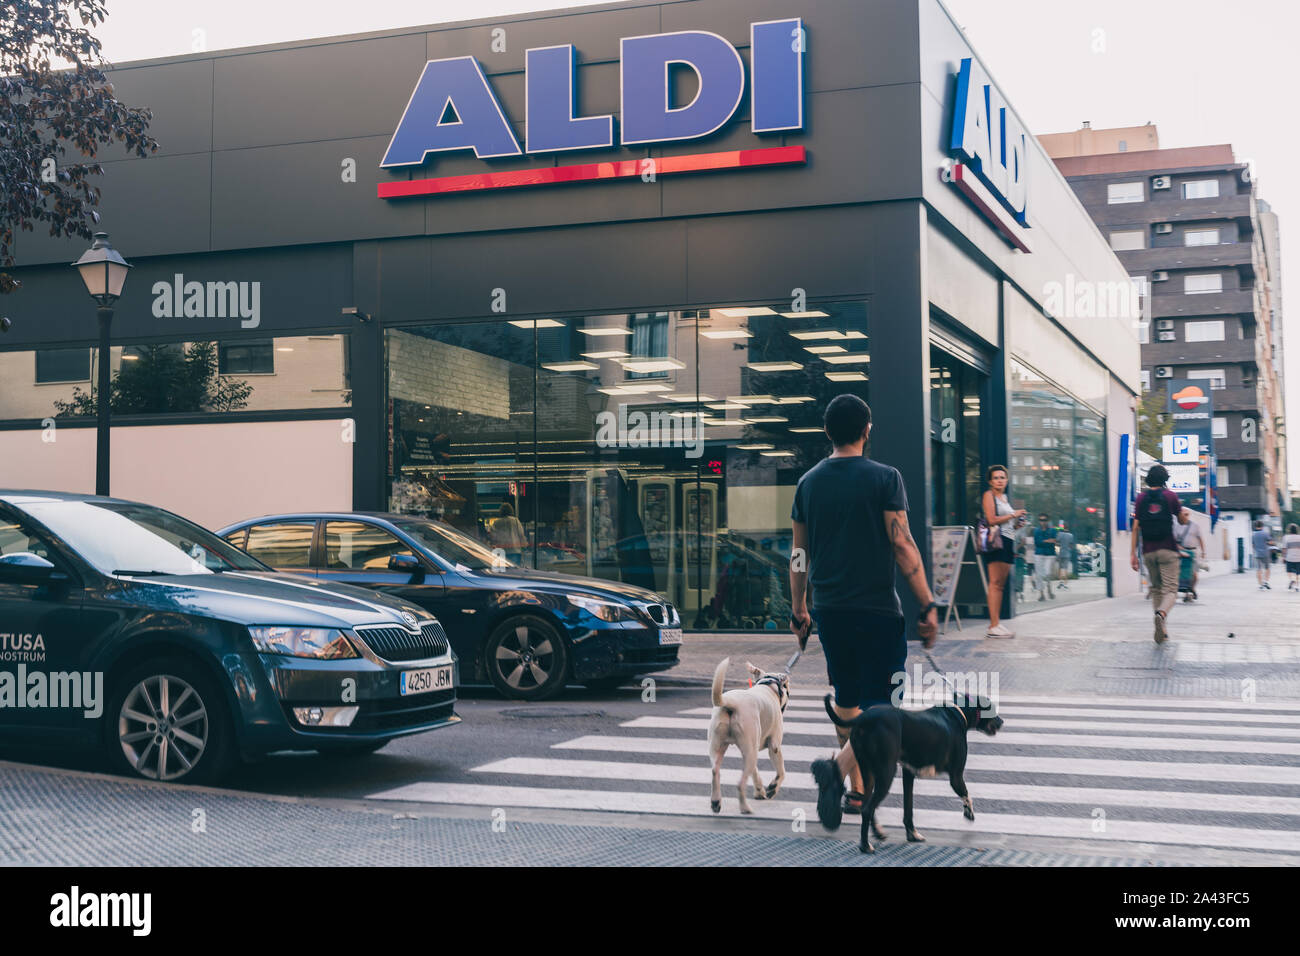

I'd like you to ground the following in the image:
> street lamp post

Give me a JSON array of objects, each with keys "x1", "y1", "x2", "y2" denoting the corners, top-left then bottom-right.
[{"x1": 72, "y1": 233, "x2": 131, "y2": 496}]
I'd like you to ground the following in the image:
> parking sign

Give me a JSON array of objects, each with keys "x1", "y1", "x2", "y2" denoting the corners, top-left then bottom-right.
[{"x1": 1162, "y1": 434, "x2": 1198, "y2": 464}]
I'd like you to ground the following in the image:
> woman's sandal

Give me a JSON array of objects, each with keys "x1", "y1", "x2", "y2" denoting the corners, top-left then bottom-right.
[{"x1": 842, "y1": 791, "x2": 865, "y2": 815}]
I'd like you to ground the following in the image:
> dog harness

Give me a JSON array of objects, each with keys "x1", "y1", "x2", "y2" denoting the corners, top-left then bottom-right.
[{"x1": 753, "y1": 675, "x2": 789, "y2": 711}]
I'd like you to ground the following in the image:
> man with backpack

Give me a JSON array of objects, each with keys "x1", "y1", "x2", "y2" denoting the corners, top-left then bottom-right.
[{"x1": 1130, "y1": 464, "x2": 1182, "y2": 644}]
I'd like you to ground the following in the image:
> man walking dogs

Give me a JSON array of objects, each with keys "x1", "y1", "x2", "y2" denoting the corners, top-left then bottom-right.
[
  {"x1": 788, "y1": 395, "x2": 939, "y2": 829},
  {"x1": 1130, "y1": 464, "x2": 1182, "y2": 644}
]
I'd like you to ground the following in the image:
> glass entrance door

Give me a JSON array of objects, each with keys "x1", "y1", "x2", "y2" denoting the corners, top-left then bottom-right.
[{"x1": 929, "y1": 347, "x2": 986, "y2": 529}]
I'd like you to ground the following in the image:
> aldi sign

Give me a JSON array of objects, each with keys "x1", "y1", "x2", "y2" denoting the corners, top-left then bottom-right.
[{"x1": 379, "y1": 19, "x2": 807, "y2": 198}]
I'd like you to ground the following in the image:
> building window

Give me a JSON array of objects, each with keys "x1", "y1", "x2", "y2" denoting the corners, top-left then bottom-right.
[
  {"x1": 1185, "y1": 228, "x2": 1219, "y2": 247},
  {"x1": 34, "y1": 348, "x2": 91, "y2": 384},
  {"x1": 1212, "y1": 416, "x2": 1228, "y2": 439},
  {"x1": 1184, "y1": 273, "x2": 1222, "y2": 295},
  {"x1": 1185, "y1": 320, "x2": 1225, "y2": 343},
  {"x1": 625, "y1": 312, "x2": 672, "y2": 379},
  {"x1": 1107, "y1": 182, "x2": 1143, "y2": 204},
  {"x1": 1182, "y1": 179, "x2": 1219, "y2": 199},
  {"x1": 1118, "y1": 140, "x2": 1128, "y2": 152},
  {"x1": 218, "y1": 340, "x2": 275, "y2": 374},
  {"x1": 1137, "y1": 322, "x2": 1150, "y2": 344},
  {"x1": 1188, "y1": 368, "x2": 1226, "y2": 389},
  {"x1": 1139, "y1": 369, "x2": 1151, "y2": 391},
  {"x1": 1217, "y1": 465, "x2": 1242, "y2": 487},
  {"x1": 1109, "y1": 230, "x2": 1145, "y2": 251}
]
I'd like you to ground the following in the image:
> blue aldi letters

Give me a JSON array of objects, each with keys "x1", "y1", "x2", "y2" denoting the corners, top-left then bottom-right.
[
  {"x1": 949, "y1": 57, "x2": 1029, "y2": 226},
  {"x1": 382, "y1": 19, "x2": 805, "y2": 168}
]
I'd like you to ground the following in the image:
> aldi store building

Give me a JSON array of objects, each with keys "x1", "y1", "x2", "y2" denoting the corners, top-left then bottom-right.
[{"x1": 0, "y1": 0, "x2": 1140, "y2": 628}]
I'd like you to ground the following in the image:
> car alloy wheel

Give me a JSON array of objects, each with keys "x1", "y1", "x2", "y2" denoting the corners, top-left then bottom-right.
[
  {"x1": 118, "y1": 674, "x2": 210, "y2": 781},
  {"x1": 485, "y1": 614, "x2": 568, "y2": 701}
]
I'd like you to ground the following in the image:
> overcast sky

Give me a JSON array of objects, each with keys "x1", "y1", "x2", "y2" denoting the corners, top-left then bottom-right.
[{"x1": 90, "y1": 0, "x2": 1300, "y2": 481}]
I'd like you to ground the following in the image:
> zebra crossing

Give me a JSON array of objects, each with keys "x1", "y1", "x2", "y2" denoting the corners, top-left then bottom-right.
[{"x1": 367, "y1": 687, "x2": 1300, "y2": 854}]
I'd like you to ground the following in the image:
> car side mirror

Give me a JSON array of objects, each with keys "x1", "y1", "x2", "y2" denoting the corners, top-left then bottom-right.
[
  {"x1": 388, "y1": 554, "x2": 420, "y2": 572},
  {"x1": 0, "y1": 552, "x2": 64, "y2": 585}
]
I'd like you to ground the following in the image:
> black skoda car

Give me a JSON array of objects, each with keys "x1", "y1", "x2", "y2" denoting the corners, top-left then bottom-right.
[
  {"x1": 0, "y1": 492, "x2": 459, "y2": 784},
  {"x1": 217, "y1": 512, "x2": 682, "y2": 700}
]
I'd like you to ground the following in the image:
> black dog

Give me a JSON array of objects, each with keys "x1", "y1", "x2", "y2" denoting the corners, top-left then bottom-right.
[{"x1": 820, "y1": 693, "x2": 1004, "y2": 854}]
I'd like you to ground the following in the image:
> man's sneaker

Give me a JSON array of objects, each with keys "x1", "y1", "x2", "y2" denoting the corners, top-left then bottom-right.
[
  {"x1": 1154, "y1": 611, "x2": 1168, "y2": 644},
  {"x1": 986, "y1": 623, "x2": 1014, "y2": 638},
  {"x1": 810, "y1": 757, "x2": 845, "y2": 831},
  {"x1": 1264, "y1": 582, "x2": 1271, "y2": 590}
]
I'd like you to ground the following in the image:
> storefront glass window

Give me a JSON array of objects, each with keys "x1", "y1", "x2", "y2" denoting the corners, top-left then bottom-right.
[
  {"x1": 384, "y1": 301, "x2": 870, "y2": 631},
  {"x1": 0, "y1": 334, "x2": 350, "y2": 420},
  {"x1": 1007, "y1": 359, "x2": 1108, "y2": 612}
]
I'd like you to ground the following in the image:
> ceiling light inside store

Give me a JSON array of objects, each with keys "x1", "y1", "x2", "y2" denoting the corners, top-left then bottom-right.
[
  {"x1": 788, "y1": 329, "x2": 866, "y2": 341},
  {"x1": 598, "y1": 383, "x2": 673, "y2": 394},
  {"x1": 825, "y1": 371, "x2": 867, "y2": 382},
  {"x1": 804, "y1": 345, "x2": 845, "y2": 354},
  {"x1": 121, "y1": 354, "x2": 139, "y2": 361},
  {"x1": 276, "y1": 347, "x2": 294, "y2": 352},
  {"x1": 707, "y1": 402, "x2": 748, "y2": 410},
  {"x1": 819, "y1": 354, "x2": 871, "y2": 364},
  {"x1": 715, "y1": 307, "x2": 777, "y2": 317},
  {"x1": 582, "y1": 350, "x2": 630, "y2": 359},
  {"x1": 777, "y1": 396, "x2": 814, "y2": 404},
  {"x1": 579, "y1": 326, "x2": 633, "y2": 336},
  {"x1": 780, "y1": 311, "x2": 830, "y2": 319},
  {"x1": 700, "y1": 329, "x2": 752, "y2": 339},
  {"x1": 619, "y1": 358, "x2": 686, "y2": 373},
  {"x1": 747, "y1": 361, "x2": 803, "y2": 372},
  {"x1": 736, "y1": 443, "x2": 775, "y2": 450},
  {"x1": 789, "y1": 427, "x2": 824, "y2": 433},
  {"x1": 666, "y1": 393, "x2": 714, "y2": 402},
  {"x1": 509, "y1": 319, "x2": 564, "y2": 328},
  {"x1": 542, "y1": 361, "x2": 598, "y2": 371},
  {"x1": 743, "y1": 415, "x2": 788, "y2": 423},
  {"x1": 760, "y1": 450, "x2": 796, "y2": 457},
  {"x1": 728, "y1": 395, "x2": 776, "y2": 405}
]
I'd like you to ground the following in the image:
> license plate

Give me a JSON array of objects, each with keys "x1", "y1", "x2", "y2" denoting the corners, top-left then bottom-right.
[
  {"x1": 659, "y1": 627, "x2": 682, "y2": 646},
  {"x1": 400, "y1": 665, "x2": 454, "y2": 696}
]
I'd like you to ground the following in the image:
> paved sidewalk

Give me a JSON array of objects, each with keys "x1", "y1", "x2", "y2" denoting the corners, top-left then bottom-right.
[{"x1": 667, "y1": 560, "x2": 1300, "y2": 700}]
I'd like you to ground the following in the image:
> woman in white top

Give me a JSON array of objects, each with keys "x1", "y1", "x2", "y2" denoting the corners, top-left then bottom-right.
[
  {"x1": 981, "y1": 465, "x2": 1026, "y2": 638},
  {"x1": 1284, "y1": 523, "x2": 1300, "y2": 591}
]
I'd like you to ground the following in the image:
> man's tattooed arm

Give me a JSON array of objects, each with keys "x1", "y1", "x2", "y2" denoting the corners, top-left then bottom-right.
[{"x1": 885, "y1": 509, "x2": 935, "y2": 607}]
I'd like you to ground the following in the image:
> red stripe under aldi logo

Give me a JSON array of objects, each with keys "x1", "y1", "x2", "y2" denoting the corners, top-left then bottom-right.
[{"x1": 377, "y1": 146, "x2": 807, "y2": 199}]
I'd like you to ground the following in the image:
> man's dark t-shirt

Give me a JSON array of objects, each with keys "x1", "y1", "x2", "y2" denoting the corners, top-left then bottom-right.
[{"x1": 791, "y1": 456, "x2": 907, "y2": 617}]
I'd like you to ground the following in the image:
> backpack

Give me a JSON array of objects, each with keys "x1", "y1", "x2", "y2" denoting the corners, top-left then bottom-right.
[{"x1": 1137, "y1": 488, "x2": 1174, "y2": 543}]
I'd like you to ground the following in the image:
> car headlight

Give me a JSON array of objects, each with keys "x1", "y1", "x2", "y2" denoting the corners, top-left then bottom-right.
[
  {"x1": 567, "y1": 594, "x2": 637, "y2": 622},
  {"x1": 248, "y1": 626, "x2": 357, "y2": 659}
]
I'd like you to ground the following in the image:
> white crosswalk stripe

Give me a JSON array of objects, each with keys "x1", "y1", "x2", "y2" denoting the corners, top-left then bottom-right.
[{"x1": 367, "y1": 691, "x2": 1300, "y2": 854}]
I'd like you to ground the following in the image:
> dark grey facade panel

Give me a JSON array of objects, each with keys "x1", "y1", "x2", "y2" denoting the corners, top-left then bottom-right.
[
  {"x1": 212, "y1": 33, "x2": 429, "y2": 151},
  {"x1": 211, "y1": 136, "x2": 425, "y2": 249},
  {"x1": 102, "y1": 58, "x2": 215, "y2": 159},
  {"x1": 0, "y1": 245, "x2": 353, "y2": 348},
  {"x1": 13, "y1": 153, "x2": 214, "y2": 267}
]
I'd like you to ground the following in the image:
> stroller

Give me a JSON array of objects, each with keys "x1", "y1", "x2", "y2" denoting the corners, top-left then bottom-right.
[{"x1": 1177, "y1": 548, "x2": 1197, "y2": 602}]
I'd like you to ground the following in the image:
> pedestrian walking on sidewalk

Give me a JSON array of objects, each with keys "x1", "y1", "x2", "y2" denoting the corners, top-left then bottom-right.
[
  {"x1": 788, "y1": 394, "x2": 938, "y2": 828},
  {"x1": 980, "y1": 465, "x2": 1025, "y2": 638},
  {"x1": 1032, "y1": 514, "x2": 1058, "y2": 601},
  {"x1": 1174, "y1": 508, "x2": 1207, "y2": 602},
  {"x1": 1055, "y1": 523, "x2": 1075, "y2": 589},
  {"x1": 1284, "y1": 524, "x2": 1300, "y2": 591},
  {"x1": 1130, "y1": 464, "x2": 1182, "y2": 643},
  {"x1": 1253, "y1": 520, "x2": 1274, "y2": 590}
]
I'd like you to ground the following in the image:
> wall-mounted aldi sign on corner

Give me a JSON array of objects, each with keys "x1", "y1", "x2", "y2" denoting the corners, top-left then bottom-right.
[
  {"x1": 943, "y1": 57, "x2": 1031, "y2": 252},
  {"x1": 378, "y1": 19, "x2": 808, "y2": 199}
]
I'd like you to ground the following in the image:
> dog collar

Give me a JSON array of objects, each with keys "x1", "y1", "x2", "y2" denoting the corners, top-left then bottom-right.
[{"x1": 754, "y1": 676, "x2": 788, "y2": 709}]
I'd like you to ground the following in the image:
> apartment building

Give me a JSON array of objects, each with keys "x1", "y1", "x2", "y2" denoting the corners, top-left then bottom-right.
[{"x1": 1044, "y1": 128, "x2": 1287, "y2": 526}]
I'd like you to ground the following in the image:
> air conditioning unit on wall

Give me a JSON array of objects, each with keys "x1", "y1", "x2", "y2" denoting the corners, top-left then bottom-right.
[
  {"x1": 1157, "y1": 319, "x2": 1175, "y2": 330},
  {"x1": 1153, "y1": 176, "x2": 1173, "y2": 190},
  {"x1": 1155, "y1": 366, "x2": 1174, "y2": 378},
  {"x1": 1155, "y1": 223, "x2": 1174, "y2": 234},
  {"x1": 1157, "y1": 330, "x2": 1177, "y2": 341},
  {"x1": 1152, "y1": 271, "x2": 1170, "y2": 281}
]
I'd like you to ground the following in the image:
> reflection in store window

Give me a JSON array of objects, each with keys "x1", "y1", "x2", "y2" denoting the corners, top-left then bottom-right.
[{"x1": 385, "y1": 302, "x2": 871, "y2": 630}]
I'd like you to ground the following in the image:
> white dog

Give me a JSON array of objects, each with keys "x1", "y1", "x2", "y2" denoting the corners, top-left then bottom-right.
[{"x1": 708, "y1": 657, "x2": 791, "y2": 814}]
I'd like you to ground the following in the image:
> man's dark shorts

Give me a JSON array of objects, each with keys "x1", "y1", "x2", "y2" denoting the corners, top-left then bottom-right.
[{"x1": 812, "y1": 607, "x2": 906, "y2": 711}]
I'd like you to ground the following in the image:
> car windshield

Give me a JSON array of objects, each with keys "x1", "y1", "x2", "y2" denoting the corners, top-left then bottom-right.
[
  {"x1": 23, "y1": 500, "x2": 267, "y2": 576},
  {"x1": 396, "y1": 518, "x2": 512, "y2": 571}
]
